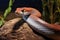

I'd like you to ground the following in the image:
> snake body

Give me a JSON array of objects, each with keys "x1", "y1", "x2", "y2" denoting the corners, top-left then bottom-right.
[{"x1": 15, "y1": 7, "x2": 60, "y2": 35}]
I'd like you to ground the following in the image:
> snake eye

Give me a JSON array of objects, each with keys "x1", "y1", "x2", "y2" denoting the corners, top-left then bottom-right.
[
  {"x1": 21, "y1": 9, "x2": 25, "y2": 12},
  {"x1": 20, "y1": 9, "x2": 30, "y2": 15}
]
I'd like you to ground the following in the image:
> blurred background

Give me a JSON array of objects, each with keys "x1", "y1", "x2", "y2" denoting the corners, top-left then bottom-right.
[{"x1": 0, "y1": 0, "x2": 42, "y2": 12}]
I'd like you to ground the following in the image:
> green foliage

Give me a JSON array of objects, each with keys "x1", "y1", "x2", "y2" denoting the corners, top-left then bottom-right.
[
  {"x1": 4, "y1": 0, "x2": 14, "y2": 19},
  {"x1": 3, "y1": 7, "x2": 11, "y2": 19},
  {"x1": 41, "y1": 0, "x2": 60, "y2": 24},
  {"x1": 0, "y1": 18, "x2": 4, "y2": 27},
  {"x1": 0, "y1": 0, "x2": 14, "y2": 27}
]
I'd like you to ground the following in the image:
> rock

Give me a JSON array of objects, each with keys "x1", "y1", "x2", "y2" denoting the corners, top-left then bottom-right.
[
  {"x1": 0, "y1": 18, "x2": 45, "y2": 40},
  {"x1": 0, "y1": 18, "x2": 21, "y2": 35}
]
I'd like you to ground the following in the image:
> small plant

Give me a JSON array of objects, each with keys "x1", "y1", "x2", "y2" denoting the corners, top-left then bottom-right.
[
  {"x1": 41, "y1": 0, "x2": 60, "y2": 24},
  {"x1": 0, "y1": 0, "x2": 14, "y2": 27}
]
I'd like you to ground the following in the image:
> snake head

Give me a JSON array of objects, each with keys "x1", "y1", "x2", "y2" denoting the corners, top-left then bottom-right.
[
  {"x1": 15, "y1": 7, "x2": 32, "y2": 16},
  {"x1": 15, "y1": 7, "x2": 41, "y2": 17}
]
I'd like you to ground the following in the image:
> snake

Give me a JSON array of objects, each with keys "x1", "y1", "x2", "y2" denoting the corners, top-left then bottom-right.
[{"x1": 15, "y1": 7, "x2": 60, "y2": 35}]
